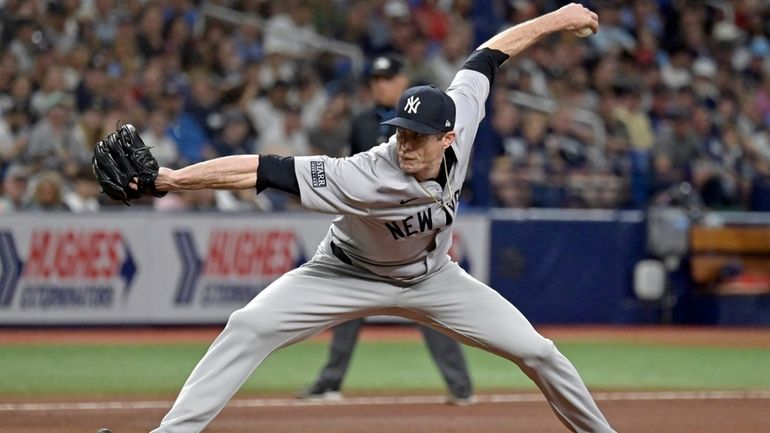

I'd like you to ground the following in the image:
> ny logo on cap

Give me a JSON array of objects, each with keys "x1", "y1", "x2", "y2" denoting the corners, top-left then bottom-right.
[{"x1": 405, "y1": 95, "x2": 421, "y2": 114}]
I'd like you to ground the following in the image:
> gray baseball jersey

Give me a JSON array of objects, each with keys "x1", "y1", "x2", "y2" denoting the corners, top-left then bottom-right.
[
  {"x1": 294, "y1": 69, "x2": 485, "y2": 282},
  {"x1": 152, "y1": 67, "x2": 616, "y2": 433}
]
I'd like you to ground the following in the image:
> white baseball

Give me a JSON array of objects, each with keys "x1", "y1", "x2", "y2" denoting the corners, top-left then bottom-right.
[{"x1": 572, "y1": 26, "x2": 593, "y2": 38}]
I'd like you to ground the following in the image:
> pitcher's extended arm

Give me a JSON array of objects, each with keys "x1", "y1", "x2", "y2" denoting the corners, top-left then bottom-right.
[
  {"x1": 479, "y1": 3, "x2": 598, "y2": 62},
  {"x1": 154, "y1": 155, "x2": 260, "y2": 191}
]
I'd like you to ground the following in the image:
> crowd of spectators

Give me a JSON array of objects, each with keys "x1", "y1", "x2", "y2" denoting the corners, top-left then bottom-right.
[{"x1": 0, "y1": 0, "x2": 769, "y2": 213}]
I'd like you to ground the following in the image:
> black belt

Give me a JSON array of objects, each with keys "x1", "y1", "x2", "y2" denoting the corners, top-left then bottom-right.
[{"x1": 330, "y1": 241, "x2": 353, "y2": 265}]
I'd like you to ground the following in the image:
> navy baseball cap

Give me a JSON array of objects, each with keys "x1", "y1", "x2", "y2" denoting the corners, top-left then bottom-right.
[
  {"x1": 382, "y1": 85, "x2": 455, "y2": 134},
  {"x1": 369, "y1": 54, "x2": 406, "y2": 79}
]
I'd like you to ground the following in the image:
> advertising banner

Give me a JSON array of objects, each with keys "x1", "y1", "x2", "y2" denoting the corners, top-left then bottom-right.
[{"x1": 0, "y1": 212, "x2": 488, "y2": 325}]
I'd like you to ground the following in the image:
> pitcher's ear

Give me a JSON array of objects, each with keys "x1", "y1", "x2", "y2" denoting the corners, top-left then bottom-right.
[{"x1": 442, "y1": 131, "x2": 456, "y2": 148}]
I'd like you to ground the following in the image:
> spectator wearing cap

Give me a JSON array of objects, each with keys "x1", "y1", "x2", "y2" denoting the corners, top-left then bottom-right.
[
  {"x1": 7, "y1": 18, "x2": 38, "y2": 72},
  {"x1": 161, "y1": 83, "x2": 210, "y2": 164},
  {"x1": 187, "y1": 71, "x2": 224, "y2": 141},
  {"x1": 612, "y1": 81, "x2": 654, "y2": 153},
  {"x1": 43, "y1": 1, "x2": 78, "y2": 54},
  {"x1": 653, "y1": 107, "x2": 701, "y2": 193},
  {"x1": 0, "y1": 164, "x2": 30, "y2": 213},
  {"x1": 210, "y1": 109, "x2": 257, "y2": 157},
  {"x1": 75, "y1": 54, "x2": 110, "y2": 112},
  {"x1": 349, "y1": 53, "x2": 410, "y2": 155}
]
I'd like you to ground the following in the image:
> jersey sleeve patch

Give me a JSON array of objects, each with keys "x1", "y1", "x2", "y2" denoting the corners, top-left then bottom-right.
[{"x1": 310, "y1": 160, "x2": 327, "y2": 188}]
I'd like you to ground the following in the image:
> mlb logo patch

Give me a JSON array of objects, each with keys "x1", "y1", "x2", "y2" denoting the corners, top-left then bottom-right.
[{"x1": 310, "y1": 160, "x2": 327, "y2": 188}]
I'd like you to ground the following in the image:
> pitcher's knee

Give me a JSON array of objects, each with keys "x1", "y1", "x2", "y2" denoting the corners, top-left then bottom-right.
[
  {"x1": 519, "y1": 338, "x2": 560, "y2": 370},
  {"x1": 226, "y1": 307, "x2": 280, "y2": 342}
]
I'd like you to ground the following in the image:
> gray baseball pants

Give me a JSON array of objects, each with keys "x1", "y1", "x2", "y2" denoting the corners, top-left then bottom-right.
[{"x1": 151, "y1": 254, "x2": 616, "y2": 433}]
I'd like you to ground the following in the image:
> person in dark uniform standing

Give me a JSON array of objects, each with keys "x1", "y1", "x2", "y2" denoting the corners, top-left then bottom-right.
[
  {"x1": 349, "y1": 55, "x2": 410, "y2": 155},
  {"x1": 298, "y1": 54, "x2": 475, "y2": 404}
]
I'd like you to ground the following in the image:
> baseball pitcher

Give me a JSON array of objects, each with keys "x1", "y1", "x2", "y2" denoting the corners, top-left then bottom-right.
[{"x1": 93, "y1": 4, "x2": 612, "y2": 432}]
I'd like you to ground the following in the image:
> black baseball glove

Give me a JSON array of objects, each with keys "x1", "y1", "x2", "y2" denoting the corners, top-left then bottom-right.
[{"x1": 92, "y1": 124, "x2": 166, "y2": 204}]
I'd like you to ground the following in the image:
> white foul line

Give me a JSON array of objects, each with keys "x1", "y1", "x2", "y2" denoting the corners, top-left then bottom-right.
[{"x1": 1, "y1": 390, "x2": 770, "y2": 412}]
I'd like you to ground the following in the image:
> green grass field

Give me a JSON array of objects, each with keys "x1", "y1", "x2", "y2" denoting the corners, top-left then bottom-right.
[{"x1": 1, "y1": 339, "x2": 769, "y2": 397}]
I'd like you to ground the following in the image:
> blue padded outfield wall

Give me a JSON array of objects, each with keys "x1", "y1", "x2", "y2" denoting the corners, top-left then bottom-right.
[
  {"x1": 487, "y1": 210, "x2": 647, "y2": 324},
  {"x1": 486, "y1": 209, "x2": 770, "y2": 326}
]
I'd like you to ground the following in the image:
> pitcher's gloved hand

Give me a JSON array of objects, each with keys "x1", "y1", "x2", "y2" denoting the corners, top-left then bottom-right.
[{"x1": 92, "y1": 124, "x2": 166, "y2": 205}]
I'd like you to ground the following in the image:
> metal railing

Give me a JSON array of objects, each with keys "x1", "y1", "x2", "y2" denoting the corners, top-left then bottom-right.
[
  {"x1": 200, "y1": 2, "x2": 365, "y2": 75},
  {"x1": 507, "y1": 90, "x2": 607, "y2": 149}
]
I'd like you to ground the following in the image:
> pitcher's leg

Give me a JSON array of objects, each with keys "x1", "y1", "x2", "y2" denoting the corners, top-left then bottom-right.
[
  {"x1": 312, "y1": 318, "x2": 365, "y2": 391},
  {"x1": 406, "y1": 264, "x2": 616, "y2": 433},
  {"x1": 418, "y1": 325, "x2": 473, "y2": 399},
  {"x1": 152, "y1": 264, "x2": 394, "y2": 433},
  {"x1": 151, "y1": 306, "x2": 289, "y2": 433}
]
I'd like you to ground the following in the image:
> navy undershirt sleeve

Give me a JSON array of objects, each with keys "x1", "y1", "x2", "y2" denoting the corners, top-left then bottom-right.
[
  {"x1": 461, "y1": 48, "x2": 510, "y2": 86},
  {"x1": 255, "y1": 155, "x2": 300, "y2": 196}
]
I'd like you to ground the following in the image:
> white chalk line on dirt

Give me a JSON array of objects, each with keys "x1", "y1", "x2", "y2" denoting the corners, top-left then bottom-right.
[
  {"x1": 2, "y1": 390, "x2": 770, "y2": 412},
  {"x1": 0, "y1": 390, "x2": 770, "y2": 412}
]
